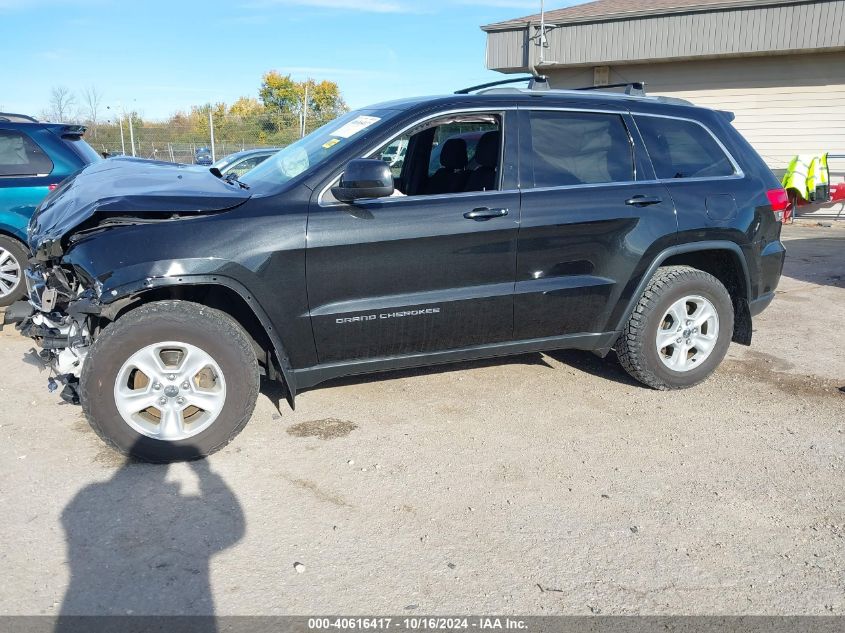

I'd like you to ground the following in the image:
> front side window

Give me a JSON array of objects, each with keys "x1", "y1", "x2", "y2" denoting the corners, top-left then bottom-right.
[
  {"x1": 379, "y1": 139, "x2": 408, "y2": 175},
  {"x1": 370, "y1": 112, "x2": 502, "y2": 197},
  {"x1": 635, "y1": 115, "x2": 735, "y2": 179},
  {"x1": 0, "y1": 130, "x2": 54, "y2": 177},
  {"x1": 426, "y1": 122, "x2": 499, "y2": 178}
]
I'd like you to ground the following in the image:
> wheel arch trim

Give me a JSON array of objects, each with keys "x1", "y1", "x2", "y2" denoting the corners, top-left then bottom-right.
[
  {"x1": 613, "y1": 240, "x2": 751, "y2": 333},
  {"x1": 102, "y1": 274, "x2": 297, "y2": 408}
]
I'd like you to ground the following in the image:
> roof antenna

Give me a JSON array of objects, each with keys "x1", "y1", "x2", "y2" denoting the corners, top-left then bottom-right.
[
  {"x1": 539, "y1": 0, "x2": 547, "y2": 66},
  {"x1": 531, "y1": 0, "x2": 557, "y2": 78}
]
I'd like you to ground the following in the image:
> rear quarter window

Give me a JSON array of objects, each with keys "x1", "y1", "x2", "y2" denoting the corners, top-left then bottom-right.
[
  {"x1": 64, "y1": 137, "x2": 103, "y2": 165},
  {"x1": 0, "y1": 129, "x2": 54, "y2": 176},
  {"x1": 635, "y1": 115, "x2": 735, "y2": 179}
]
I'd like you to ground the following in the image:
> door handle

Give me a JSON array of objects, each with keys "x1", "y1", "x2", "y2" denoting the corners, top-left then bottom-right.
[
  {"x1": 625, "y1": 195, "x2": 663, "y2": 207},
  {"x1": 464, "y1": 207, "x2": 509, "y2": 220}
]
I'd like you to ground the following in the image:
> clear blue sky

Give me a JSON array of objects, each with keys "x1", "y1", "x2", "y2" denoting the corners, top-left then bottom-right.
[{"x1": 1, "y1": 0, "x2": 581, "y2": 121}]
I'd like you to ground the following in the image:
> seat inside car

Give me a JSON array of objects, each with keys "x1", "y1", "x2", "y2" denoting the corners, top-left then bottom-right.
[
  {"x1": 464, "y1": 131, "x2": 500, "y2": 192},
  {"x1": 425, "y1": 138, "x2": 469, "y2": 194}
]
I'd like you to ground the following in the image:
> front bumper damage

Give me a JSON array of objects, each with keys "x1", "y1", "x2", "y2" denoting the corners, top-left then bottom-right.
[{"x1": 3, "y1": 263, "x2": 101, "y2": 404}]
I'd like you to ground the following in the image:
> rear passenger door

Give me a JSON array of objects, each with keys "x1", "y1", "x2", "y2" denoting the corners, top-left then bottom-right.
[{"x1": 514, "y1": 107, "x2": 677, "y2": 340}]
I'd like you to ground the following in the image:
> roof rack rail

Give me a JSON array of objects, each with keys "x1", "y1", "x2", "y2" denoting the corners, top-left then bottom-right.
[
  {"x1": 573, "y1": 82, "x2": 646, "y2": 97},
  {"x1": 455, "y1": 75, "x2": 549, "y2": 94},
  {"x1": 0, "y1": 112, "x2": 39, "y2": 123}
]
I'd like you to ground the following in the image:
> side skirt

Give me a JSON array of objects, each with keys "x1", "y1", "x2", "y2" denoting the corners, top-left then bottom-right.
[{"x1": 292, "y1": 331, "x2": 621, "y2": 390}]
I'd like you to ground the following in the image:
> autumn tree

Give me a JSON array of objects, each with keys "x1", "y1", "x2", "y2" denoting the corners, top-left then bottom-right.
[
  {"x1": 309, "y1": 80, "x2": 348, "y2": 118},
  {"x1": 228, "y1": 97, "x2": 265, "y2": 118},
  {"x1": 187, "y1": 103, "x2": 228, "y2": 139},
  {"x1": 259, "y1": 71, "x2": 347, "y2": 121}
]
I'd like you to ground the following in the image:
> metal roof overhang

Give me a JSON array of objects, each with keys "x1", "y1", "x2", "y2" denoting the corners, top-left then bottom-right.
[{"x1": 485, "y1": 0, "x2": 845, "y2": 73}]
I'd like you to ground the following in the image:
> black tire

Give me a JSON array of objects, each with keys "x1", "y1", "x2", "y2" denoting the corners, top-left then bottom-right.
[
  {"x1": 79, "y1": 300, "x2": 259, "y2": 463},
  {"x1": 617, "y1": 265, "x2": 734, "y2": 390},
  {"x1": 0, "y1": 235, "x2": 28, "y2": 308}
]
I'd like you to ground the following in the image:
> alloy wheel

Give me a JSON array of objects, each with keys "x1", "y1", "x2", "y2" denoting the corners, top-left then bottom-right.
[
  {"x1": 655, "y1": 295, "x2": 720, "y2": 372},
  {"x1": 113, "y1": 341, "x2": 227, "y2": 441},
  {"x1": 0, "y1": 247, "x2": 21, "y2": 299}
]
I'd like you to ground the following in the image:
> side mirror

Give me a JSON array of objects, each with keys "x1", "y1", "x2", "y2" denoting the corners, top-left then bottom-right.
[{"x1": 331, "y1": 158, "x2": 394, "y2": 203}]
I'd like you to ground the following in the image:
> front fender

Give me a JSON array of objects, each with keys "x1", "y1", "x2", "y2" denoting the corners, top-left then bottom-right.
[
  {"x1": 0, "y1": 219, "x2": 28, "y2": 243},
  {"x1": 99, "y1": 273, "x2": 298, "y2": 408}
]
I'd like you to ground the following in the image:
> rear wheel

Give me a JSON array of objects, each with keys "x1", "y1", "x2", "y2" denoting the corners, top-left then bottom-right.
[
  {"x1": 0, "y1": 236, "x2": 28, "y2": 307},
  {"x1": 80, "y1": 300, "x2": 259, "y2": 462},
  {"x1": 617, "y1": 265, "x2": 734, "y2": 390}
]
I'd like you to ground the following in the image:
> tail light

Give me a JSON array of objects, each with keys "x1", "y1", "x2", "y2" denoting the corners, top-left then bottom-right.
[
  {"x1": 48, "y1": 183, "x2": 59, "y2": 191},
  {"x1": 766, "y1": 188, "x2": 789, "y2": 223}
]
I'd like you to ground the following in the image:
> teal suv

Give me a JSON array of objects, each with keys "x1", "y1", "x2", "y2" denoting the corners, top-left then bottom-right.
[{"x1": 0, "y1": 113, "x2": 100, "y2": 305}]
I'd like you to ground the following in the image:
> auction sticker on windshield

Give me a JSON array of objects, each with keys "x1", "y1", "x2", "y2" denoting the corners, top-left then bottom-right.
[{"x1": 332, "y1": 115, "x2": 380, "y2": 139}]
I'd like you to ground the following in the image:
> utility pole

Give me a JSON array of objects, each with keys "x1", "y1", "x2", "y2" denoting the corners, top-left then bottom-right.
[
  {"x1": 119, "y1": 116, "x2": 126, "y2": 156},
  {"x1": 128, "y1": 113, "x2": 136, "y2": 157},
  {"x1": 108, "y1": 104, "x2": 127, "y2": 156},
  {"x1": 209, "y1": 110, "x2": 216, "y2": 161},
  {"x1": 300, "y1": 82, "x2": 309, "y2": 138}
]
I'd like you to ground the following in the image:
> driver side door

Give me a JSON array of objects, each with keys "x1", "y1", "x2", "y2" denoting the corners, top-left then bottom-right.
[{"x1": 306, "y1": 109, "x2": 519, "y2": 364}]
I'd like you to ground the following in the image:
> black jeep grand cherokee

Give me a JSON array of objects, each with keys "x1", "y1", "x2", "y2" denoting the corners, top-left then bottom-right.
[{"x1": 6, "y1": 81, "x2": 787, "y2": 462}]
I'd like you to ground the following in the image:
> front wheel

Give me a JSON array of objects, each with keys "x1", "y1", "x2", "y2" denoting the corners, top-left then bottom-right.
[
  {"x1": 0, "y1": 235, "x2": 28, "y2": 307},
  {"x1": 80, "y1": 300, "x2": 260, "y2": 462},
  {"x1": 617, "y1": 265, "x2": 734, "y2": 390}
]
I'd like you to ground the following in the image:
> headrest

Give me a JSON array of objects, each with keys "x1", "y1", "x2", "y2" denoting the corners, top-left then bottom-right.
[
  {"x1": 474, "y1": 131, "x2": 500, "y2": 168},
  {"x1": 439, "y1": 138, "x2": 468, "y2": 170}
]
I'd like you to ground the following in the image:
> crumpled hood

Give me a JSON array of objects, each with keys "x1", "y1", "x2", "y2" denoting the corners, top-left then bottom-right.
[{"x1": 29, "y1": 157, "x2": 251, "y2": 255}]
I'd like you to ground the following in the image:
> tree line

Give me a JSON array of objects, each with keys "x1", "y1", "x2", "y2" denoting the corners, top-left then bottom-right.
[{"x1": 42, "y1": 72, "x2": 348, "y2": 155}]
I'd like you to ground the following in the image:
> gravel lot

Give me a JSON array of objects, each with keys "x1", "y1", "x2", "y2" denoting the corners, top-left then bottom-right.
[{"x1": 0, "y1": 222, "x2": 843, "y2": 616}]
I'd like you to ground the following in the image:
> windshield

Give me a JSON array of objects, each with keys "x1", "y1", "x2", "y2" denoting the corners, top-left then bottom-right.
[{"x1": 240, "y1": 109, "x2": 394, "y2": 191}]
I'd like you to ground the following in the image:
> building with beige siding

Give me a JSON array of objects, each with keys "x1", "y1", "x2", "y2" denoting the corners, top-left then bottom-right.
[{"x1": 482, "y1": 0, "x2": 845, "y2": 176}]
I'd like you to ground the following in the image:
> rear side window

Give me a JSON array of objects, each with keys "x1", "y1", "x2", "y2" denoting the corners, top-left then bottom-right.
[
  {"x1": 0, "y1": 130, "x2": 54, "y2": 176},
  {"x1": 526, "y1": 111, "x2": 634, "y2": 188},
  {"x1": 64, "y1": 136, "x2": 102, "y2": 164},
  {"x1": 635, "y1": 116, "x2": 735, "y2": 179}
]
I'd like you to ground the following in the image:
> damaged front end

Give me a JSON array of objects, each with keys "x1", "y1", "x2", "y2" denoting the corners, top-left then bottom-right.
[
  {"x1": 4, "y1": 262, "x2": 101, "y2": 404},
  {"x1": 4, "y1": 157, "x2": 253, "y2": 405}
]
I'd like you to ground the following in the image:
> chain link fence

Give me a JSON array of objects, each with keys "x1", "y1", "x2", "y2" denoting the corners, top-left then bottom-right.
[{"x1": 82, "y1": 112, "x2": 337, "y2": 164}]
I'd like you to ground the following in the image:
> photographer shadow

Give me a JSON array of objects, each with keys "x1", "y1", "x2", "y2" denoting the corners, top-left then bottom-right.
[{"x1": 56, "y1": 442, "x2": 244, "y2": 632}]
